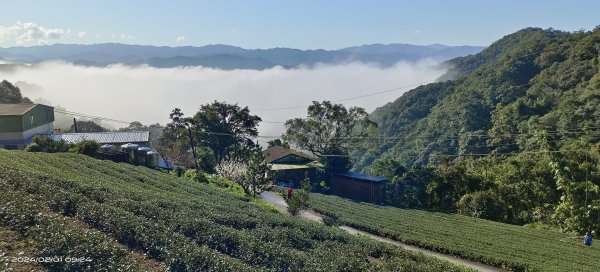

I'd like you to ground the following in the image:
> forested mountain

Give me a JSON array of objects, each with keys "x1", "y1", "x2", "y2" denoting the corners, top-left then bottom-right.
[
  {"x1": 352, "y1": 27, "x2": 600, "y2": 232},
  {"x1": 0, "y1": 43, "x2": 484, "y2": 69},
  {"x1": 0, "y1": 80, "x2": 31, "y2": 103},
  {"x1": 358, "y1": 27, "x2": 600, "y2": 168}
]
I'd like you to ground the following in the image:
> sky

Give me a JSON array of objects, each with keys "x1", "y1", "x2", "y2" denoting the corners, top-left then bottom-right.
[
  {"x1": 2, "y1": 0, "x2": 599, "y2": 134},
  {"x1": 0, "y1": 0, "x2": 599, "y2": 49}
]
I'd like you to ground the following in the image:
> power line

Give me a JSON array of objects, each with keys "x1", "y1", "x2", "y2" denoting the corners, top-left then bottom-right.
[
  {"x1": 252, "y1": 81, "x2": 434, "y2": 111},
  {"x1": 251, "y1": 43, "x2": 567, "y2": 112},
  {"x1": 312, "y1": 149, "x2": 594, "y2": 158},
  {"x1": 53, "y1": 108, "x2": 600, "y2": 164},
  {"x1": 54, "y1": 108, "x2": 600, "y2": 146},
  {"x1": 54, "y1": 109, "x2": 131, "y2": 124}
]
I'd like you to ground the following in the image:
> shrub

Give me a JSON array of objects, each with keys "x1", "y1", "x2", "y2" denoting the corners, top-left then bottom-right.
[
  {"x1": 457, "y1": 191, "x2": 507, "y2": 221},
  {"x1": 25, "y1": 136, "x2": 72, "y2": 153},
  {"x1": 287, "y1": 189, "x2": 309, "y2": 215},
  {"x1": 173, "y1": 165, "x2": 185, "y2": 177},
  {"x1": 73, "y1": 140, "x2": 100, "y2": 157},
  {"x1": 322, "y1": 214, "x2": 339, "y2": 226}
]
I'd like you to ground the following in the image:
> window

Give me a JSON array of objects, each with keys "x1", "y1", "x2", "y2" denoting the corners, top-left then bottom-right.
[{"x1": 30, "y1": 115, "x2": 34, "y2": 126}]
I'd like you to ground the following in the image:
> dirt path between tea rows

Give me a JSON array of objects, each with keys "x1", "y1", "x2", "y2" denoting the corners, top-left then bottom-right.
[{"x1": 260, "y1": 191, "x2": 502, "y2": 272}]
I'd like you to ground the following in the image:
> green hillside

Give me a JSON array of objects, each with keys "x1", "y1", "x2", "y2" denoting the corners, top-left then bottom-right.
[
  {"x1": 0, "y1": 80, "x2": 32, "y2": 103},
  {"x1": 357, "y1": 27, "x2": 600, "y2": 167},
  {"x1": 310, "y1": 193, "x2": 600, "y2": 272},
  {"x1": 350, "y1": 27, "x2": 600, "y2": 231},
  {"x1": 0, "y1": 150, "x2": 470, "y2": 272}
]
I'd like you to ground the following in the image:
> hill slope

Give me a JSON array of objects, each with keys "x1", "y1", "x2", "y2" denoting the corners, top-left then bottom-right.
[
  {"x1": 356, "y1": 27, "x2": 600, "y2": 168},
  {"x1": 0, "y1": 80, "x2": 32, "y2": 103},
  {"x1": 0, "y1": 150, "x2": 470, "y2": 271},
  {"x1": 309, "y1": 193, "x2": 600, "y2": 272}
]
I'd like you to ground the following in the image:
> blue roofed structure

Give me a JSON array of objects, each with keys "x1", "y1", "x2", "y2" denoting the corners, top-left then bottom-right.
[
  {"x1": 49, "y1": 131, "x2": 150, "y2": 145},
  {"x1": 330, "y1": 172, "x2": 387, "y2": 203},
  {"x1": 333, "y1": 172, "x2": 387, "y2": 183}
]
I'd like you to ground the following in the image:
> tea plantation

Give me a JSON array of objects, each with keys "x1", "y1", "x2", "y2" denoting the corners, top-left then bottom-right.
[
  {"x1": 0, "y1": 150, "x2": 471, "y2": 272},
  {"x1": 309, "y1": 194, "x2": 600, "y2": 272}
]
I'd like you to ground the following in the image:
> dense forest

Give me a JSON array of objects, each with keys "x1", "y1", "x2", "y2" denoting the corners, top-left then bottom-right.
[
  {"x1": 353, "y1": 27, "x2": 600, "y2": 233},
  {"x1": 0, "y1": 80, "x2": 32, "y2": 103}
]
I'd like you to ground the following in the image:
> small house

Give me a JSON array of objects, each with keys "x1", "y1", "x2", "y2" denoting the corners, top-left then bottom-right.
[
  {"x1": 0, "y1": 104, "x2": 54, "y2": 150},
  {"x1": 329, "y1": 172, "x2": 387, "y2": 204},
  {"x1": 263, "y1": 146, "x2": 322, "y2": 188}
]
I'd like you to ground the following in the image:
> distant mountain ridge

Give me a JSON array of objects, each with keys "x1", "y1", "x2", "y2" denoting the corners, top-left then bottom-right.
[{"x1": 0, "y1": 43, "x2": 484, "y2": 70}]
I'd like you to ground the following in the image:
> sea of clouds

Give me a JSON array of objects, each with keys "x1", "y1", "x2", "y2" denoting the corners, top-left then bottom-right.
[{"x1": 4, "y1": 60, "x2": 446, "y2": 137}]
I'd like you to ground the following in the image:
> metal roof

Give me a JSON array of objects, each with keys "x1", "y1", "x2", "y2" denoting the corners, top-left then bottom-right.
[
  {"x1": 50, "y1": 131, "x2": 150, "y2": 144},
  {"x1": 271, "y1": 164, "x2": 312, "y2": 171},
  {"x1": 334, "y1": 172, "x2": 387, "y2": 183},
  {"x1": 263, "y1": 146, "x2": 317, "y2": 163},
  {"x1": 0, "y1": 104, "x2": 38, "y2": 116}
]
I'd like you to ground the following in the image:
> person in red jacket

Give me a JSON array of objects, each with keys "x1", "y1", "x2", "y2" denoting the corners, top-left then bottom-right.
[{"x1": 287, "y1": 187, "x2": 294, "y2": 200}]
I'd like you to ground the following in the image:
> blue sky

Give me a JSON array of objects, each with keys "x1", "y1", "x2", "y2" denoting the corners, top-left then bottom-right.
[{"x1": 1, "y1": 0, "x2": 599, "y2": 49}]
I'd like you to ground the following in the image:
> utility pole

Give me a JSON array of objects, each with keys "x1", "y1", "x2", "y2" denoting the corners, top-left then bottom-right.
[{"x1": 73, "y1": 118, "x2": 78, "y2": 133}]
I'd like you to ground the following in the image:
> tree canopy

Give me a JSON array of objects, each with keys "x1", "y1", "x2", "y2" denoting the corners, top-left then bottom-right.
[
  {"x1": 69, "y1": 120, "x2": 108, "y2": 133},
  {"x1": 354, "y1": 27, "x2": 600, "y2": 233},
  {"x1": 283, "y1": 101, "x2": 376, "y2": 173},
  {"x1": 159, "y1": 102, "x2": 261, "y2": 173},
  {"x1": 0, "y1": 80, "x2": 32, "y2": 104}
]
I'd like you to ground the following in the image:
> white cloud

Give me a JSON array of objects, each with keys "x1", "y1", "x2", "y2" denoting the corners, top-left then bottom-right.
[
  {"x1": 412, "y1": 30, "x2": 421, "y2": 34},
  {"x1": 120, "y1": 34, "x2": 136, "y2": 40},
  {"x1": 17, "y1": 22, "x2": 65, "y2": 44},
  {"x1": 0, "y1": 21, "x2": 66, "y2": 45},
  {"x1": 77, "y1": 31, "x2": 86, "y2": 38},
  {"x1": 0, "y1": 24, "x2": 21, "y2": 43},
  {"x1": 5, "y1": 60, "x2": 446, "y2": 136},
  {"x1": 175, "y1": 36, "x2": 186, "y2": 42}
]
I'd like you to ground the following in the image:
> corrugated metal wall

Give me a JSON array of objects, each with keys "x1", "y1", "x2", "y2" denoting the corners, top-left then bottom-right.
[{"x1": 329, "y1": 176, "x2": 385, "y2": 203}]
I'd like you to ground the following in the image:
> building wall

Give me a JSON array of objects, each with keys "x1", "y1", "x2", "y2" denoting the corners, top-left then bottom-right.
[
  {"x1": 273, "y1": 168, "x2": 317, "y2": 188},
  {"x1": 329, "y1": 176, "x2": 386, "y2": 203},
  {"x1": 22, "y1": 105, "x2": 54, "y2": 131},
  {"x1": 0, "y1": 105, "x2": 55, "y2": 150},
  {"x1": 0, "y1": 115, "x2": 24, "y2": 132},
  {"x1": 0, "y1": 123, "x2": 54, "y2": 150}
]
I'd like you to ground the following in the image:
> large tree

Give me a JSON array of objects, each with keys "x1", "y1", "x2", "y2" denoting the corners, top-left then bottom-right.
[
  {"x1": 162, "y1": 108, "x2": 201, "y2": 171},
  {"x1": 159, "y1": 102, "x2": 261, "y2": 172},
  {"x1": 192, "y1": 101, "x2": 261, "y2": 164},
  {"x1": 283, "y1": 101, "x2": 376, "y2": 173}
]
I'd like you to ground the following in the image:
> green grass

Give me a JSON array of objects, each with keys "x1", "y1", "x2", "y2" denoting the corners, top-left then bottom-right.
[
  {"x1": 309, "y1": 193, "x2": 600, "y2": 272},
  {"x1": 0, "y1": 150, "x2": 472, "y2": 272}
]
